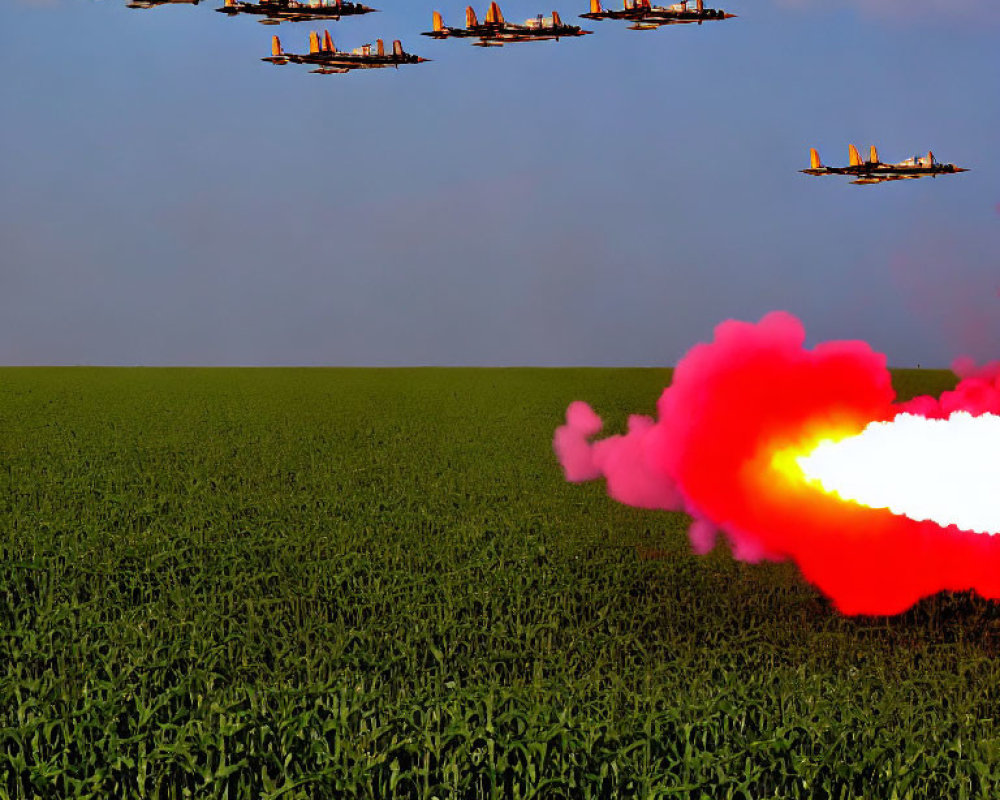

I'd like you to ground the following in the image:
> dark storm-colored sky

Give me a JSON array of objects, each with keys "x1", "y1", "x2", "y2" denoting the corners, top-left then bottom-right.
[{"x1": 2, "y1": 0, "x2": 998, "y2": 366}]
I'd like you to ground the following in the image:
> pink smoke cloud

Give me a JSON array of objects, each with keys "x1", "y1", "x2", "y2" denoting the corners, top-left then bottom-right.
[
  {"x1": 554, "y1": 311, "x2": 1000, "y2": 616},
  {"x1": 555, "y1": 405, "x2": 685, "y2": 510}
]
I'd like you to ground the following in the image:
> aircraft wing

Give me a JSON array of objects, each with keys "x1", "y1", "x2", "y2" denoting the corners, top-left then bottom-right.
[{"x1": 849, "y1": 175, "x2": 921, "y2": 185}]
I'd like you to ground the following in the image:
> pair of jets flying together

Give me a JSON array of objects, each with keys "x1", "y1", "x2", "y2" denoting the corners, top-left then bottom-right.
[
  {"x1": 424, "y1": 0, "x2": 735, "y2": 42},
  {"x1": 802, "y1": 146, "x2": 968, "y2": 185},
  {"x1": 206, "y1": 0, "x2": 735, "y2": 29},
  {"x1": 261, "y1": 1, "x2": 588, "y2": 75}
]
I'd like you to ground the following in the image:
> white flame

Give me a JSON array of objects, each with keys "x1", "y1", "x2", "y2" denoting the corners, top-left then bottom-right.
[{"x1": 796, "y1": 412, "x2": 1000, "y2": 535}]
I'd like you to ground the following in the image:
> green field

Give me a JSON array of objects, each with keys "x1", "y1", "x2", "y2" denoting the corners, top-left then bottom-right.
[{"x1": 2, "y1": 367, "x2": 999, "y2": 799}]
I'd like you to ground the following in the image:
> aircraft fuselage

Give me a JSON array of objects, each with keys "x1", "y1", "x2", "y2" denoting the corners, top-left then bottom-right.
[
  {"x1": 581, "y1": 1, "x2": 734, "y2": 28},
  {"x1": 264, "y1": 33, "x2": 429, "y2": 73},
  {"x1": 127, "y1": 0, "x2": 200, "y2": 8},
  {"x1": 476, "y1": 24, "x2": 590, "y2": 44},
  {"x1": 424, "y1": 5, "x2": 590, "y2": 45},
  {"x1": 217, "y1": 0, "x2": 376, "y2": 24},
  {"x1": 801, "y1": 149, "x2": 969, "y2": 185}
]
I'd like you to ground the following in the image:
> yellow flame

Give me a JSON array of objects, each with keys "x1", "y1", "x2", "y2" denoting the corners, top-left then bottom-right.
[{"x1": 768, "y1": 422, "x2": 863, "y2": 492}]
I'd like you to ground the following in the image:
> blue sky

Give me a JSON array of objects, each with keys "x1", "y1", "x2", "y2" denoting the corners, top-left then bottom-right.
[{"x1": 2, "y1": 0, "x2": 997, "y2": 366}]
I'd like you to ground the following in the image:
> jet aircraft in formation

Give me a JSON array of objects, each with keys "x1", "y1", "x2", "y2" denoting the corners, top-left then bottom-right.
[
  {"x1": 263, "y1": 30, "x2": 429, "y2": 72},
  {"x1": 424, "y1": 3, "x2": 591, "y2": 46},
  {"x1": 581, "y1": 0, "x2": 734, "y2": 30},
  {"x1": 217, "y1": 0, "x2": 376, "y2": 24},
  {"x1": 802, "y1": 146, "x2": 969, "y2": 185},
  {"x1": 112, "y1": 0, "x2": 975, "y2": 186}
]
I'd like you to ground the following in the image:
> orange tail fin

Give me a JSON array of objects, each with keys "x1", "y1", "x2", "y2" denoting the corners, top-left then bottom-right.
[
  {"x1": 590, "y1": 0, "x2": 601, "y2": 11},
  {"x1": 466, "y1": 5, "x2": 479, "y2": 25},
  {"x1": 271, "y1": 35, "x2": 282, "y2": 56},
  {"x1": 393, "y1": 39, "x2": 403, "y2": 56},
  {"x1": 376, "y1": 38, "x2": 385, "y2": 56},
  {"x1": 309, "y1": 31, "x2": 320, "y2": 54},
  {"x1": 869, "y1": 145, "x2": 879, "y2": 163},
  {"x1": 810, "y1": 148, "x2": 822, "y2": 169},
  {"x1": 552, "y1": 10, "x2": 562, "y2": 25},
  {"x1": 323, "y1": 30, "x2": 334, "y2": 52},
  {"x1": 433, "y1": 10, "x2": 444, "y2": 31},
  {"x1": 848, "y1": 144, "x2": 862, "y2": 167}
]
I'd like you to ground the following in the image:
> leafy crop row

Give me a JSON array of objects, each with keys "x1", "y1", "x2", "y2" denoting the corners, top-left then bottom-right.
[{"x1": 1, "y1": 367, "x2": 998, "y2": 798}]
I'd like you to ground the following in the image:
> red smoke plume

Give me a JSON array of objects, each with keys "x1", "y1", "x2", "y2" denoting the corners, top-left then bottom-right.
[{"x1": 554, "y1": 312, "x2": 1000, "y2": 615}]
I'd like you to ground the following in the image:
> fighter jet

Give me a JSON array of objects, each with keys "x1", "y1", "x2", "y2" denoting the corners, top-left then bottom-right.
[
  {"x1": 263, "y1": 31, "x2": 430, "y2": 73},
  {"x1": 423, "y1": 3, "x2": 591, "y2": 46},
  {"x1": 127, "y1": 0, "x2": 200, "y2": 8},
  {"x1": 217, "y1": 0, "x2": 376, "y2": 25},
  {"x1": 801, "y1": 145, "x2": 969, "y2": 185},
  {"x1": 581, "y1": 0, "x2": 735, "y2": 30}
]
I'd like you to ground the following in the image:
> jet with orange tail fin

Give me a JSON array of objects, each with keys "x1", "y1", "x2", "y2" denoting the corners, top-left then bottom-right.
[
  {"x1": 580, "y1": 0, "x2": 735, "y2": 30},
  {"x1": 801, "y1": 145, "x2": 969, "y2": 185},
  {"x1": 217, "y1": 0, "x2": 375, "y2": 25},
  {"x1": 423, "y1": 3, "x2": 591, "y2": 46},
  {"x1": 262, "y1": 31, "x2": 430, "y2": 74}
]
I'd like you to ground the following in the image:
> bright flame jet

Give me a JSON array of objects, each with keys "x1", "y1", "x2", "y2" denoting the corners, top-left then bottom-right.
[
  {"x1": 581, "y1": 0, "x2": 735, "y2": 30},
  {"x1": 217, "y1": 0, "x2": 376, "y2": 25},
  {"x1": 802, "y1": 145, "x2": 969, "y2": 185},
  {"x1": 423, "y1": 3, "x2": 592, "y2": 46},
  {"x1": 263, "y1": 31, "x2": 430, "y2": 74},
  {"x1": 554, "y1": 311, "x2": 1000, "y2": 616},
  {"x1": 797, "y1": 412, "x2": 1000, "y2": 537}
]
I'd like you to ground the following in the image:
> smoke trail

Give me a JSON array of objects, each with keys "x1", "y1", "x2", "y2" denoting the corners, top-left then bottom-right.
[{"x1": 555, "y1": 311, "x2": 1000, "y2": 615}]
